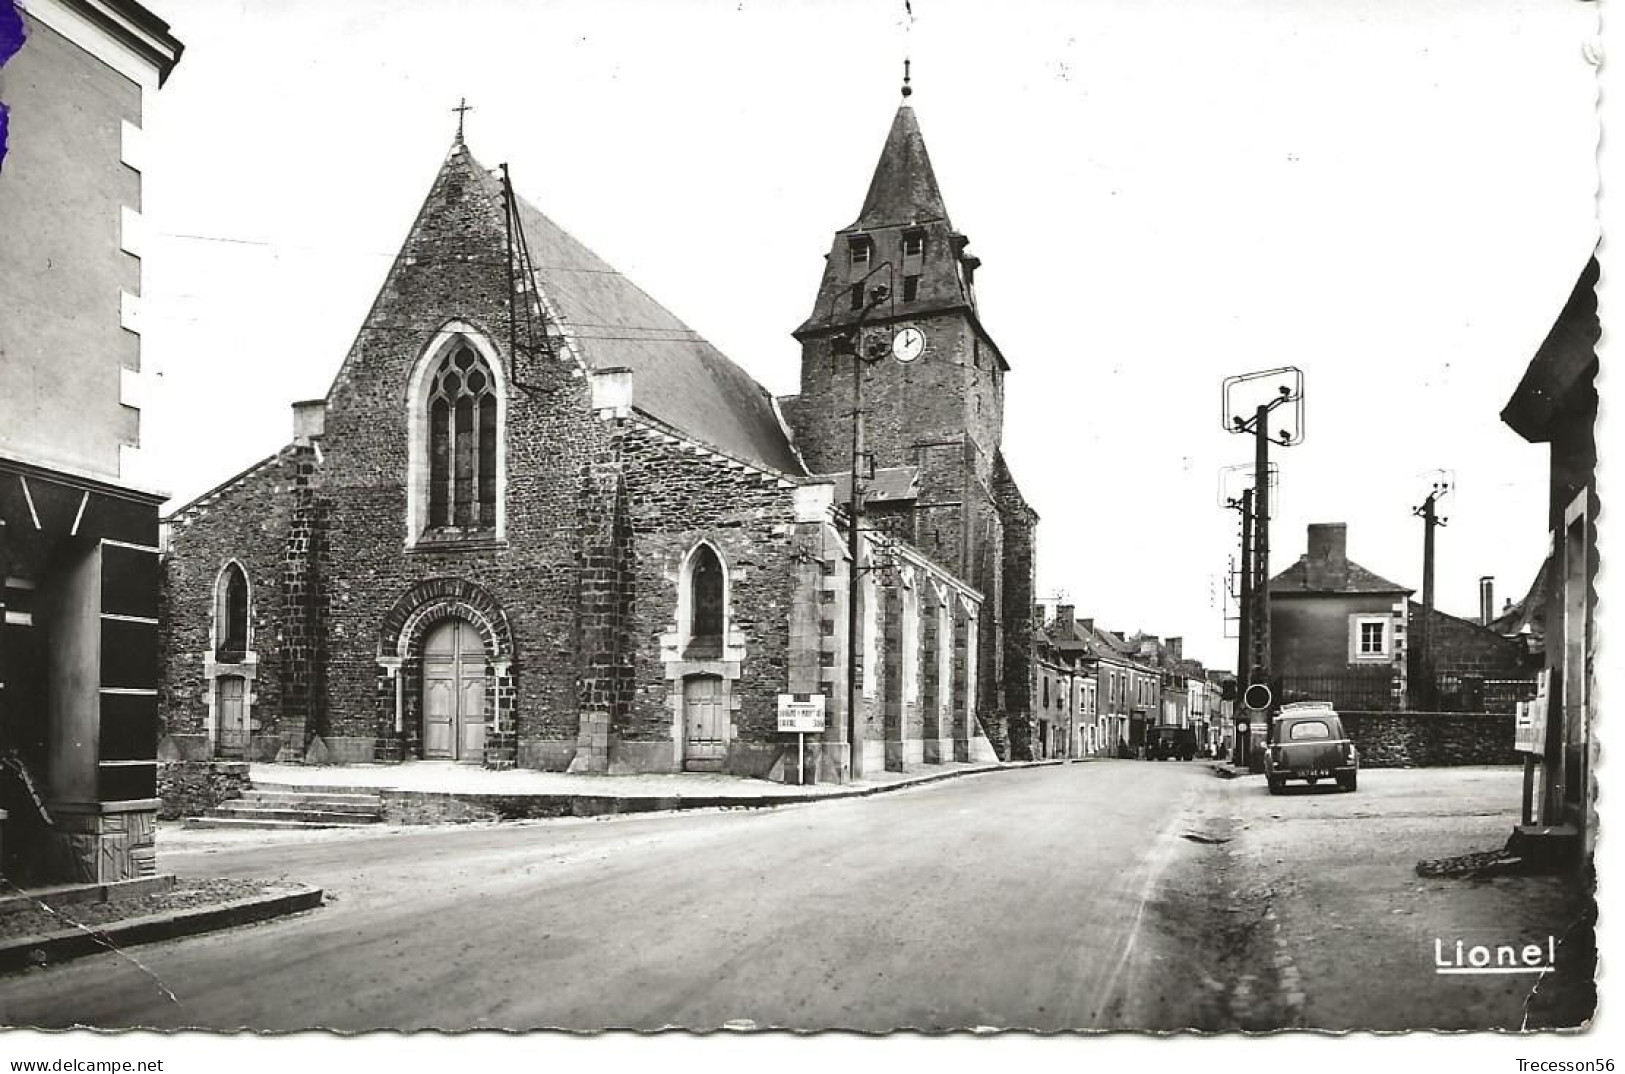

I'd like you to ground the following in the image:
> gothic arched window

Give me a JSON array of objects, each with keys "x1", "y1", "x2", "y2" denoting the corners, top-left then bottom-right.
[
  {"x1": 682, "y1": 544, "x2": 726, "y2": 660},
  {"x1": 691, "y1": 545, "x2": 724, "y2": 638},
  {"x1": 426, "y1": 344, "x2": 498, "y2": 531},
  {"x1": 215, "y1": 562, "x2": 249, "y2": 661}
]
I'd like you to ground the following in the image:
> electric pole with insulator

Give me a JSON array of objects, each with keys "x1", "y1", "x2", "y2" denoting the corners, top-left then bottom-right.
[{"x1": 1221, "y1": 368, "x2": 1304, "y2": 768}]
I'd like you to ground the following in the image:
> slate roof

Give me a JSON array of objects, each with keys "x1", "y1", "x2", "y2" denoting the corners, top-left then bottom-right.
[
  {"x1": 828, "y1": 466, "x2": 920, "y2": 505},
  {"x1": 1502, "y1": 255, "x2": 1600, "y2": 444},
  {"x1": 1269, "y1": 557, "x2": 1411, "y2": 595},
  {"x1": 467, "y1": 146, "x2": 805, "y2": 476},
  {"x1": 853, "y1": 104, "x2": 949, "y2": 230}
]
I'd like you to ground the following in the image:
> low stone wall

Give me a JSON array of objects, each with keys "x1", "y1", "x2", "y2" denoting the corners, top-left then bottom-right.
[
  {"x1": 158, "y1": 760, "x2": 250, "y2": 820},
  {"x1": 1339, "y1": 710, "x2": 1518, "y2": 768}
]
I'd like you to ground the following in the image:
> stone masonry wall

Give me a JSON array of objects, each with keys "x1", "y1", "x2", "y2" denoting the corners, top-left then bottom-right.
[
  {"x1": 1339, "y1": 710, "x2": 1518, "y2": 768},
  {"x1": 157, "y1": 760, "x2": 248, "y2": 820},
  {"x1": 616, "y1": 421, "x2": 802, "y2": 776},
  {"x1": 314, "y1": 142, "x2": 612, "y2": 762},
  {"x1": 161, "y1": 448, "x2": 306, "y2": 743}
]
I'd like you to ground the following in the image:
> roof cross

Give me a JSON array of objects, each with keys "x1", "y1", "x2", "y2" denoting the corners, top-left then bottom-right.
[{"x1": 453, "y1": 97, "x2": 474, "y2": 140}]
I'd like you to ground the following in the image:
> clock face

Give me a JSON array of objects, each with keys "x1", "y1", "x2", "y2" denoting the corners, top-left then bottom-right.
[{"x1": 892, "y1": 327, "x2": 925, "y2": 364}]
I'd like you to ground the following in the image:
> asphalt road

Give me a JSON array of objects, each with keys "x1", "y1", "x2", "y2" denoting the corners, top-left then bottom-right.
[{"x1": 0, "y1": 761, "x2": 1228, "y2": 1032}]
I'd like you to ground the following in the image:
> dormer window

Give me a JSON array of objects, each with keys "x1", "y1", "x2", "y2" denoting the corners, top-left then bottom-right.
[
  {"x1": 902, "y1": 230, "x2": 925, "y2": 261},
  {"x1": 902, "y1": 275, "x2": 920, "y2": 303}
]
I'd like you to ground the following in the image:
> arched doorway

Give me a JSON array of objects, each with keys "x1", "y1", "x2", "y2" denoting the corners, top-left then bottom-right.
[{"x1": 422, "y1": 618, "x2": 488, "y2": 763}]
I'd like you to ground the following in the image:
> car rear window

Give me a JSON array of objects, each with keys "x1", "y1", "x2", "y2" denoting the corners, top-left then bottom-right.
[{"x1": 1287, "y1": 720, "x2": 1331, "y2": 740}]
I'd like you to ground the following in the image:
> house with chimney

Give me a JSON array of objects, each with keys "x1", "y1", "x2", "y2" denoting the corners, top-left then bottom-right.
[
  {"x1": 1270, "y1": 522, "x2": 1535, "y2": 713},
  {"x1": 1269, "y1": 523, "x2": 1412, "y2": 711}
]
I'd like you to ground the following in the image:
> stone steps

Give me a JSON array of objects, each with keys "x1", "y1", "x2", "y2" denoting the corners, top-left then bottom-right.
[{"x1": 188, "y1": 786, "x2": 385, "y2": 830}]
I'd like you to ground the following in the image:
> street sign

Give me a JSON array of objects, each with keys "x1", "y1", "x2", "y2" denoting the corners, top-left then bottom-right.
[
  {"x1": 1242, "y1": 682, "x2": 1273, "y2": 711},
  {"x1": 1514, "y1": 670, "x2": 1548, "y2": 754},
  {"x1": 777, "y1": 694, "x2": 827, "y2": 733},
  {"x1": 1236, "y1": 721, "x2": 1250, "y2": 736}
]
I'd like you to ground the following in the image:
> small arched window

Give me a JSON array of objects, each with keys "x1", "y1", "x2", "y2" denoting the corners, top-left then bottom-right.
[
  {"x1": 690, "y1": 545, "x2": 724, "y2": 640},
  {"x1": 427, "y1": 344, "x2": 498, "y2": 531},
  {"x1": 215, "y1": 562, "x2": 249, "y2": 661}
]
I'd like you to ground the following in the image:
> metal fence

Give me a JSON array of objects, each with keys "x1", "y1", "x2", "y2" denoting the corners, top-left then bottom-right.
[
  {"x1": 1277, "y1": 672, "x2": 1536, "y2": 714},
  {"x1": 1278, "y1": 673, "x2": 1399, "y2": 712}
]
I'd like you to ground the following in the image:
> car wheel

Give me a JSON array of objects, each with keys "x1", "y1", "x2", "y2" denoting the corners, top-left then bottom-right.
[
  {"x1": 1267, "y1": 776, "x2": 1282, "y2": 795},
  {"x1": 1339, "y1": 772, "x2": 1358, "y2": 792}
]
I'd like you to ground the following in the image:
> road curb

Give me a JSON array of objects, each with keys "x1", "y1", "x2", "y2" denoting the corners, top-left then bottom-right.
[
  {"x1": 0, "y1": 885, "x2": 324, "y2": 974},
  {"x1": 283, "y1": 758, "x2": 1078, "y2": 824}
]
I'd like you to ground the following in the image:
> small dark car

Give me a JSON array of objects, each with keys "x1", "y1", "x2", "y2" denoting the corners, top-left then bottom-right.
[
  {"x1": 1146, "y1": 725, "x2": 1197, "y2": 761},
  {"x1": 1264, "y1": 703, "x2": 1358, "y2": 793}
]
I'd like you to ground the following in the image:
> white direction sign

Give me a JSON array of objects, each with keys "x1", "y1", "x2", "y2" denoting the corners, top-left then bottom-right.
[{"x1": 778, "y1": 694, "x2": 827, "y2": 733}]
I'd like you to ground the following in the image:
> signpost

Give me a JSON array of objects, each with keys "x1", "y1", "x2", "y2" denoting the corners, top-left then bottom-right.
[
  {"x1": 778, "y1": 694, "x2": 827, "y2": 785},
  {"x1": 1515, "y1": 671, "x2": 1549, "y2": 825}
]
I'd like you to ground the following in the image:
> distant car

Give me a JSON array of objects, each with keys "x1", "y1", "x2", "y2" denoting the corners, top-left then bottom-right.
[
  {"x1": 1264, "y1": 703, "x2": 1358, "y2": 793},
  {"x1": 1146, "y1": 725, "x2": 1197, "y2": 761}
]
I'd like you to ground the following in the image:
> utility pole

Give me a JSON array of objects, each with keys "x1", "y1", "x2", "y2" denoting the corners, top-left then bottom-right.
[
  {"x1": 1222, "y1": 368, "x2": 1303, "y2": 768},
  {"x1": 837, "y1": 266, "x2": 894, "y2": 783},
  {"x1": 1412, "y1": 480, "x2": 1450, "y2": 710}
]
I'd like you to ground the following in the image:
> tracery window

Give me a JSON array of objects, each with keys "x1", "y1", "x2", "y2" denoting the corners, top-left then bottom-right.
[{"x1": 426, "y1": 344, "x2": 498, "y2": 532}]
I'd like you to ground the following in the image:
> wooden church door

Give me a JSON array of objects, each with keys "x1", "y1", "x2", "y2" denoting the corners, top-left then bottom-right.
[
  {"x1": 682, "y1": 675, "x2": 725, "y2": 771},
  {"x1": 423, "y1": 619, "x2": 488, "y2": 763},
  {"x1": 217, "y1": 675, "x2": 247, "y2": 758}
]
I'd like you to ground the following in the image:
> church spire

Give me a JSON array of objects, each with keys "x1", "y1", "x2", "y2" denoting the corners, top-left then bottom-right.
[{"x1": 853, "y1": 74, "x2": 948, "y2": 231}]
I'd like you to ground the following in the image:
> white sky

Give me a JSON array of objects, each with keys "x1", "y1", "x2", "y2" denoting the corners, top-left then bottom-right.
[{"x1": 136, "y1": 0, "x2": 1602, "y2": 672}]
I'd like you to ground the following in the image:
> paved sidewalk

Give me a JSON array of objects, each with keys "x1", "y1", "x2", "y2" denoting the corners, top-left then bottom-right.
[{"x1": 240, "y1": 756, "x2": 1077, "y2": 822}]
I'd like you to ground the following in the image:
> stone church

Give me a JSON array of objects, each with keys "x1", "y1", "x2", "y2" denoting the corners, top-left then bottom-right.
[{"x1": 159, "y1": 89, "x2": 1038, "y2": 781}]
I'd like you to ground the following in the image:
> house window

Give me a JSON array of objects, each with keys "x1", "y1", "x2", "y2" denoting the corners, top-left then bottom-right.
[
  {"x1": 215, "y1": 562, "x2": 249, "y2": 661},
  {"x1": 902, "y1": 231, "x2": 925, "y2": 260},
  {"x1": 850, "y1": 283, "x2": 865, "y2": 312},
  {"x1": 902, "y1": 275, "x2": 920, "y2": 303},
  {"x1": 1351, "y1": 615, "x2": 1390, "y2": 660},
  {"x1": 426, "y1": 345, "x2": 498, "y2": 532}
]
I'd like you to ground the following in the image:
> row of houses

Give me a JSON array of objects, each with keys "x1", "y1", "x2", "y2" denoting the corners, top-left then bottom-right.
[{"x1": 1031, "y1": 604, "x2": 1233, "y2": 760}]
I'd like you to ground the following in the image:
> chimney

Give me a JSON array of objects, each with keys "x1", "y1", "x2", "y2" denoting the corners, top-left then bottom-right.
[
  {"x1": 1168, "y1": 636, "x2": 1183, "y2": 661},
  {"x1": 1033, "y1": 603, "x2": 1047, "y2": 628},
  {"x1": 291, "y1": 399, "x2": 326, "y2": 445},
  {"x1": 1305, "y1": 523, "x2": 1349, "y2": 588},
  {"x1": 1055, "y1": 604, "x2": 1075, "y2": 636},
  {"x1": 1479, "y1": 576, "x2": 1495, "y2": 626}
]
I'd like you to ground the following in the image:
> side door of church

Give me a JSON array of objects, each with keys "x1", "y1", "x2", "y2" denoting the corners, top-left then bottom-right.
[{"x1": 682, "y1": 675, "x2": 726, "y2": 771}]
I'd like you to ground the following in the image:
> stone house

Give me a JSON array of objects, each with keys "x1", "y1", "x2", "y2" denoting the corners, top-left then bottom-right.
[
  {"x1": 159, "y1": 90, "x2": 1032, "y2": 782},
  {"x1": 1269, "y1": 522, "x2": 1412, "y2": 711},
  {"x1": 0, "y1": 0, "x2": 182, "y2": 883}
]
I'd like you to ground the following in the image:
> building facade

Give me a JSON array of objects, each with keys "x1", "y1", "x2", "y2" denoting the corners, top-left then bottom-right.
[
  {"x1": 160, "y1": 91, "x2": 1032, "y2": 782},
  {"x1": 1500, "y1": 254, "x2": 1598, "y2": 861},
  {"x1": 0, "y1": 0, "x2": 182, "y2": 881},
  {"x1": 1269, "y1": 523, "x2": 1411, "y2": 711}
]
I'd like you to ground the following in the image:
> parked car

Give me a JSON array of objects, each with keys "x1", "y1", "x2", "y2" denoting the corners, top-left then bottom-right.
[
  {"x1": 1146, "y1": 724, "x2": 1197, "y2": 761},
  {"x1": 1264, "y1": 702, "x2": 1358, "y2": 793}
]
